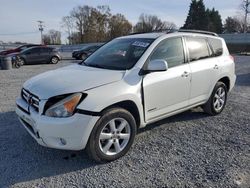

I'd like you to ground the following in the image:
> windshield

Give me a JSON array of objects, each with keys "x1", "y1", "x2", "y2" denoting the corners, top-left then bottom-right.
[{"x1": 83, "y1": 38, "x2": 154, "y2": 70}]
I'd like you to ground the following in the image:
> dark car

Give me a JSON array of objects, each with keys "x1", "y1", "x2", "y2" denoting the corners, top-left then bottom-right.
[
  {"x1": 72, "y1": 44, "x2": 103, "y2": 60},
  {"x1": 0, "y1": 44, "x2": 42, "y2": 56},
  {"x1": 17, "y1": 46, "x2": 61, "y2": 65}
]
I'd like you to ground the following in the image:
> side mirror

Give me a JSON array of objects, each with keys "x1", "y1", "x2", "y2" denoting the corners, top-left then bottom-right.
[{"x1": 141, "y1": 59, "x2": 168, "y2": 75}]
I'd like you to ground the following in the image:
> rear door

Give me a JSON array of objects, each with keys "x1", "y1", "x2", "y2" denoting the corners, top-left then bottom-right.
[
  {"x1": 40, "y1": 47, "x2": 51, "y2": 63},
  {"x1": 185, "y1": 36, "x2": 220, "y2": 105}
]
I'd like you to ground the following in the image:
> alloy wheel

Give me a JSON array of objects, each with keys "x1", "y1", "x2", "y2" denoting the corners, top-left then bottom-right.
[{"x1": 99, "y1": 118, "x2": 131, "y2": 156}]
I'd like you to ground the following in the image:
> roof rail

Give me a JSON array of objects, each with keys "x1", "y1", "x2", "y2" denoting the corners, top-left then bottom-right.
[
  {"x1": 128, "y1": 28, "x2": 177, "y2": 35},
  {"x1": 178, "y1": 29, "x2": 218, "y2": 36}
]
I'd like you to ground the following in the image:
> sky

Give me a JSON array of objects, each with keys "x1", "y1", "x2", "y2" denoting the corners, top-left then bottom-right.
[{"x1": 0, "y1": 0, "x2": 241, "y2": 44}]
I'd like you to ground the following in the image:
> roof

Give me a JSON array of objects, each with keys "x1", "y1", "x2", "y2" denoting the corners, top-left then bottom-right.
[{"x1": 119, "y1": 30, "x2": 219, "y2": 40}]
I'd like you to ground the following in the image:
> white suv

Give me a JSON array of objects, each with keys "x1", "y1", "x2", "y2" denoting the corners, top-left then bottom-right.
[{"x1": 16, "y1": 30, "x2": 236, "y2": 162}]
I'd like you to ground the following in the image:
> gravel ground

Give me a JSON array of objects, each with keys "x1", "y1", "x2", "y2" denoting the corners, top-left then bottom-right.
[{"x1": 0, "y1": 57, "x2": 249, "y2": 188}]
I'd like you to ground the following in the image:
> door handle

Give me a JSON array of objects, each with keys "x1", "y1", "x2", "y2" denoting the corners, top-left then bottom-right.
[
  {"x1": 181, "y1": 71, "x2": 189, "y2": 78},
  {"x1": 213, "y1": 64, "x2": 219, "y2": 69}
]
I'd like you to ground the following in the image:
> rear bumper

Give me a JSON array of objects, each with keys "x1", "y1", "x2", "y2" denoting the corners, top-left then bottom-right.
[
  {"x1": 230, "y1": 74, "x2": 237, "y2": 92},
  {"x1": 16, "y1": 97, "x2": 100, "y2": 150}
]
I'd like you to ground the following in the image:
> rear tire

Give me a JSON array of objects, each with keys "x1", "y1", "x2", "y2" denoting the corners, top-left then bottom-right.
[
  {"x1": 81, "y1": 53, "x2": 87, "y2": 60},
  {"x1": 86, "y1": 108, "x2": 137, "y2": 162},
  {"x1": 50, "y1": 56, "x2": 59, "y2": 64},
  {"x1": 203, "y1": 82, "x2": 227, "y2": 115}
]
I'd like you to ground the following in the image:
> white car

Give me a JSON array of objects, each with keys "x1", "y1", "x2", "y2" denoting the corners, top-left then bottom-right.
[{"x1": 16, "y1": 30, "x2": 236, "y2": 162}]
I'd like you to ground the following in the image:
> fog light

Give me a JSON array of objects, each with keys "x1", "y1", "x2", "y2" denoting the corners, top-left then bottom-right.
[{"x1": 60, "y1": 138, "x2": 67, "y2": 145}]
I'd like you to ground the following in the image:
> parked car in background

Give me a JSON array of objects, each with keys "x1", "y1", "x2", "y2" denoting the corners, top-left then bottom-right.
[
  {"x1": 16, "y1": 30, "x2": 236, "y2": 162},
  {"x1": 72, "y1": 44, "x2": 103, "y2": 60},
  {"x1": 0, "y1": 44, "x2": 42, "y2": 56},
  {"x1": 16, "y1": 46, "x2": 61, "y2": 65}
]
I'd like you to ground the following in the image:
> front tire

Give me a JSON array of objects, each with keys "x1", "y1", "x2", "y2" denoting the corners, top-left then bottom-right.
[
  {"x1": 203, "y1": 82, "x2": 228, "y2": 115},
  {"x1": 86, "y1": 108, "x2": 137, "y2": 162}
]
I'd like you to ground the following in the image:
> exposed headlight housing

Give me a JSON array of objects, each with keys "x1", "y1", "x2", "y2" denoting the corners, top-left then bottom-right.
[{"x1": 44, "y1": 93, "x2": 85, "y2": 118}]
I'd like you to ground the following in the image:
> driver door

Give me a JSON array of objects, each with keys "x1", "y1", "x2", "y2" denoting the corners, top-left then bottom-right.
[{"x1": 143, "y1": 37, "x2": 191, "y2": 122}]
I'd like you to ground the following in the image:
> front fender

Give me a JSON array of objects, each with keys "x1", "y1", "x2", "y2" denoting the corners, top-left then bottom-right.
[{"x1": 77, "y1": 79, "x2": 146, "y2": 127}]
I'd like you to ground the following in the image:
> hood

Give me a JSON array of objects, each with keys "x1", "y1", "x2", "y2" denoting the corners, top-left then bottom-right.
[
  {"x1": 23, "y1": 64, "x2": 125, "y2": 99},
  {"x1": 0, "y1": 48, "x2": 18, "y2": 55}
]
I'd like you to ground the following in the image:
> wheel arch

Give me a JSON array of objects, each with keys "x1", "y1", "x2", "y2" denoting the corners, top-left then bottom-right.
[
  {"x1": 218, "y1": 76, "x2": 230, "y2": 91},
  {"x1": 100, "y1": 100, "x2": 141, "y2": 129}
]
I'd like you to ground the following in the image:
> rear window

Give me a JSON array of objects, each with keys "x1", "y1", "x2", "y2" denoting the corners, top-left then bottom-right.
[
  {"x1": 208, "y1": 38, "x2": 223, "y2": 57},
  {"x1": 186, "y1": 37, "x2": 210, "y2": 62}
]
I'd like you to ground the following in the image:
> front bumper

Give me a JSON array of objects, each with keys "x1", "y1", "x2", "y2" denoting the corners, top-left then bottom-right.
[{"x1": 16, "y1": 97, "x2": 100, "y2": 150}]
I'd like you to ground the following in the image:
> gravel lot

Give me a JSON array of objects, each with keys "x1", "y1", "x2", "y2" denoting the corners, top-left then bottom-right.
[{"x1": 0, "y1": 57, "x2": 249, "y2": 188}]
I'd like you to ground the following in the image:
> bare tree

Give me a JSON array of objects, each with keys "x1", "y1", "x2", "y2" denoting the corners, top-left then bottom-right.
[
  {"x1": 43, "y1": 30, "x2": 61, "y2": 45},
  {"x1": 133, "y1": 14, "x2": 176, "y2": 33},
  {"x1": 61, "y1": 16, "x2": 74, "y2": 44},
  {"x1": 70, "y1": 5, "x2": 93, "y2": 43},
  {"x1": 240, "y1": 0, "x2": 250, "y2": 32}
]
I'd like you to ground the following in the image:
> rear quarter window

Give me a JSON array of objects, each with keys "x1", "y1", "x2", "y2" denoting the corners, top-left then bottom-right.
[{"x1": 208, "y1": 38, "x2": 223, "y2": 57}]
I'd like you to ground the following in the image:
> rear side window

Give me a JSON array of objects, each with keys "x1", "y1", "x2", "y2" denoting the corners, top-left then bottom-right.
[
  {"x1": 150, "y1": 37, "x2": 185, "y2": 68},
  {"x1": 186, "y1": 37, "x2": 210, "y2": 62},
  {"x1": 208, "y1": 38, "x2": 223, "y2": 57}
]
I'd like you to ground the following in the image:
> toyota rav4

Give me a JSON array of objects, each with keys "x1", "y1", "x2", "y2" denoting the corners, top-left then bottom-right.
[{"x1": 16, "y1": 30, "x2": 236, "y2": 162}]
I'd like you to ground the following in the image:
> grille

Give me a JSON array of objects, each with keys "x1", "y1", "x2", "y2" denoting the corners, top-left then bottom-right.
[{"x1": 21, "y1": 88, "x2": 40, "y2": 112}]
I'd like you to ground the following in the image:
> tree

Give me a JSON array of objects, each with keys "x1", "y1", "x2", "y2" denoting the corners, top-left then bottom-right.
[
  {"x1": 108, "y1": 14, "x2": 132, "y2": 39},
  {"x1": 182, "y1": 0, "x2": 208, "y2": 30},
  {"x1": 207, "y1": 8, "x2": 223, "y2": 33},
  {"x1": 240, "y1": 0, "x2": 250, "y2": 32},
  {"x1": 133, "y1": 13, "x2": 176, "y2": 33},
  {"x1": 61, "y1": 16, "x2": 74, "y2": 44},
  {"x1": 43, "y1": 30, "x2": 61, "y2": 45},
  {"x1": 223, "y1": 17, "x2": 243, "y2": 33},
  {"x1": 70, "y1": 5, "x2": 93, "y2": 43}
]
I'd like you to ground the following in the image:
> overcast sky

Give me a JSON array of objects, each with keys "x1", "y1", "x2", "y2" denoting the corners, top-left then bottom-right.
[{"x1": 0, "y1": 0, "x2": 241, "y2": 44}]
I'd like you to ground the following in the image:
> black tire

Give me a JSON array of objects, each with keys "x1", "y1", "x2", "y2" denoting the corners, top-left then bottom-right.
[
  {"x1": 18, "y1": 58, "x2": 25, "y2": 66},
  {"x1": 50, "y1": 56, "x2": 59, "y2": 64},
  {"x1": 86, "y1": 108, "x2": 137, "y2": 162},
  {"x1": 203, "y1": 82, "x2": 228, "y2": 115},
  {"x1": 81, "y1": 53, "x2": 87, "y2": 60}
]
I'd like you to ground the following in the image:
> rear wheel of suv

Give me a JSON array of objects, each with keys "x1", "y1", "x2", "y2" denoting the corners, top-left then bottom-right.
[
  {"x1": 203, "y1": 82, "x2": 228, "y2": 115},
  {"x1": 50, "y1": 56, "x2": 59, "y2": 64},
  {"x1": 86, "y1": 108, "x2": 137, "y2": 162}
]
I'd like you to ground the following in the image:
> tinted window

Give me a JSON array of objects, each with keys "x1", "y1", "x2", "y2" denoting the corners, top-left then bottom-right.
[
  {"x1": 29, "y1": 48, "x2": 40, "y2": 53},
  {"x1": 150, "y1": 37, "x2": 185, "y2": 68},
  {"x1": 186, "y1": 37, "x2": 210, "y2": 62},
  {"x1": 208, "y1": 38, "x2": 223, "y2": 57},
  {"x1": 41, "y1": 48, "x2": 52, "y2": 53}
]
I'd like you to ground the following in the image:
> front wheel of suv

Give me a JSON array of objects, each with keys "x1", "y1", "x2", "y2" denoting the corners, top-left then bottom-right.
[
  {"x1": 86, "y1": 108, "x2": 137, "y2": 162},
  {"x1": 203, "y1": 82, "x2": 228, "y2": 115}
]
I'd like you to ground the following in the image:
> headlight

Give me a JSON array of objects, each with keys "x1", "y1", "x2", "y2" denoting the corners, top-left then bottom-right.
[{"x1": 45, "y1": 93, "x2": 83, "y2": 117}]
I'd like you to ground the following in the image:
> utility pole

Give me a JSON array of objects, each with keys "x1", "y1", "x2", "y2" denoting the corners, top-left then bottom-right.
[
  {"x1": 243, "y1": 0, "x2": 250, "y2": 33},
  {"x1": 37, "y1": 21, "x2": 44, "y2": 44}
]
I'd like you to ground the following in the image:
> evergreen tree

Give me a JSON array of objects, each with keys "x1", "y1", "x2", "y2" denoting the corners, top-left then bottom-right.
[
  {"x1": 207, "y1": 8, "x2": 223, "y2": 33},
  {"x1": 182, "y1": 0, "x2": 208, "y2": 30}
]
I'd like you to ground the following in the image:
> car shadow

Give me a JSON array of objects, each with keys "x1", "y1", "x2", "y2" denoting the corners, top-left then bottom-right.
[
  {"x1": 0, "y1": 111, "x2": 97, "y2": 187},
  {"x1": 236, "y1": 73, "x2": 250, "y2": 86},
  {"x1": 138, "y1": 108, "x2": 207, "y2": 134},
  {"x1": 0, "y1": 108, "x2": 207, "y2": 186}
]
